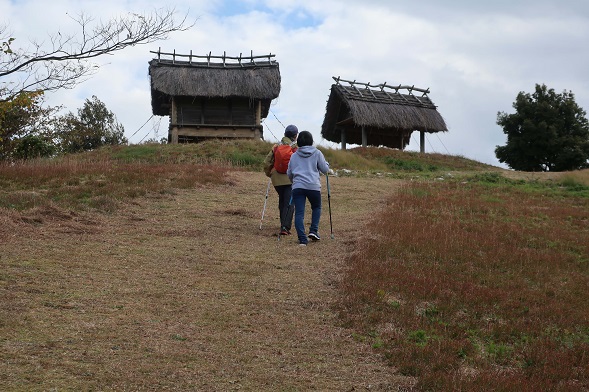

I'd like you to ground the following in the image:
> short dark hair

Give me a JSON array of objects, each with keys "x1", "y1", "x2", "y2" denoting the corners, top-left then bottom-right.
[{"x1": 297, "y1": 131, "x2": 313, "y2": 147}]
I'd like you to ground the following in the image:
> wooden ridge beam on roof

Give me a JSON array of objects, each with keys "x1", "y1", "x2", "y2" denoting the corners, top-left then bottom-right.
[
  {"x1": 150, "y1": 49, "x2": 277, "y2": 68},
  {"x1": 365, "y1": 84, "x2": 378, "y2": 100},
  {"x1": 352, "y1": 81, "x2": 364, "y2": 98},
  {"x1": 335, "y1": 85, "x2": 436, "y2": 108},
  {"x1": 381, "y1": 87, "x2": 397, "y2": 103},
  {"x1": 333, "y1": 76, "x2": 430, "y2": 96}
]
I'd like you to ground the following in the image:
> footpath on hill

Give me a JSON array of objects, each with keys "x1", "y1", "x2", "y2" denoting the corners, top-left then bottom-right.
[{"x1": 1, "y1": 171, "x2": 414, "y2": 391}]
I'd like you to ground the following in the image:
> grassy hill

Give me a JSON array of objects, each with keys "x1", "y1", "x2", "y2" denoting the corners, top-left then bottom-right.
[
  {"x1": 1, "y1": 140, "x2": 588, "y2": 391},
  {"x1": 79, "y1": 139, "x2": 498, "y2": 174},
  {"x1": 2, "y1": 139, "x2": 588, "y2": 212}
]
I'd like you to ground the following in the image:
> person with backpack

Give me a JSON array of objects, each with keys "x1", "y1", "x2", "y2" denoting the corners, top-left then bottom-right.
[
  {"x1": 263, "y1": 124, "x2": 298, "y2": 236},
  {"x1": 286, "y1": 131, "x2": 330, "y2": 246}
]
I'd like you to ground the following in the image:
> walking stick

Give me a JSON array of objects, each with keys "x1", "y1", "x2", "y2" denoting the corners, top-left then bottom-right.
[
  {"x1": 259, "y1": 178, "x2": 272, "y2": 230},
  {"x1": 326, "y1": 173, "x2": 334, "y2": 239}
]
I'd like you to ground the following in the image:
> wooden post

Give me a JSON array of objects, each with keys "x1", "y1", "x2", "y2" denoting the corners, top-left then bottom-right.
[
  {"x1": 255, "y1": 101, "x2": 262, "y2": 126},
  {"x1": 341, "y1": 128, "x2": 346, "y2": 150},
  {"x1": 420, "y1": 130, "x2": 425, "y2": 153},
  {"x1": 171, "y1": 99, "x2": 178, "y2": 144},
  {"x1": 362, "y1": 126, "x2": 367, "y2": 147},
  {"x1": 171, "y1": 127, "x2": 179, "y2": 144}
]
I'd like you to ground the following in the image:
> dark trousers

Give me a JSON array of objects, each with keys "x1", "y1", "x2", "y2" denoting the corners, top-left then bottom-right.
[{"x1": 275, "y1": 185, "x2": 294, "y2": 231}]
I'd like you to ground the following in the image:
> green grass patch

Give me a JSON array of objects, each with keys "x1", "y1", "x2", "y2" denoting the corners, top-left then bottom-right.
[
  {"x1": 348, "y1": 147, "x2": 495, "y2": 172},
  {"x1": 78, "y1": 140, "x2": 499, "y2": 174},
  {"x1": 462, "y1": 171, "x2": 589, "y2": 198}
]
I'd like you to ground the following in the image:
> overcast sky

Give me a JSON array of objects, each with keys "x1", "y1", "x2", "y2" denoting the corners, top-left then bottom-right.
[{"x1": 3, "y1": 0, "x2": 589, "y2": 167}]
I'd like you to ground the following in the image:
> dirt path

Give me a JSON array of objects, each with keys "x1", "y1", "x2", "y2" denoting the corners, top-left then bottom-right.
[{"x1": 1, "y1": 171, "x2": 413, "y2": 391}]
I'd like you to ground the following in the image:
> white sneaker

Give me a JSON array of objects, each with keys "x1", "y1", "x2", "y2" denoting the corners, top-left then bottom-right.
[{"x1": 308, "y1": 232, "x2": 320, "y2": 241}]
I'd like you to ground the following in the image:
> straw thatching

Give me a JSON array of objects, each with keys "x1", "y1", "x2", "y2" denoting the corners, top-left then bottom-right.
[
  {"x1": 149, "y1": 57, "x2": 281, "y2": 117},
  {"x1": 321, "y1": 78, "x2": 448, "y2": 149}
]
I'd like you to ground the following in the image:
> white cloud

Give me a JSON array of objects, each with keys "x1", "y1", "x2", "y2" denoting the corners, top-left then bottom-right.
[{"x1": 3, "y1": 0, "x2": 589, "y2": 167}]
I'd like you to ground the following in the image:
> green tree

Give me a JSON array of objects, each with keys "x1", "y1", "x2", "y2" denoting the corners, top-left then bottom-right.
[
  {"x1": 1, "y1": 8, "x2": 192, "y2": 160},
  {"x1": 0, "y1": 91, "x2": 59, "y2": 159},
  {"x1": 12, "y1": 134, "x2": 56, "y2": 160},
  {"x1": 495, "y1": 84, "x2": 589, "y2": 171},
  {"x1": 57, "y1": 96, "x2": 127, "y2": 153}
]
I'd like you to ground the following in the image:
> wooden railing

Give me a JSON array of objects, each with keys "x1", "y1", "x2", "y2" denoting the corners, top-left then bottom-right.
[
  {"x1": 150, "y1": 49, "x2": 276, "y2": 67},
  {"x1": 333, "y1": 76, "x2": 430, "y2": 97}
]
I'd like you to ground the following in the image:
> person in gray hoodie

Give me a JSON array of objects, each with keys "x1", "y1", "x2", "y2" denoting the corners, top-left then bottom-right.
[{"x1": 286, "y1": 131, "x2": 330, "y2": 246}]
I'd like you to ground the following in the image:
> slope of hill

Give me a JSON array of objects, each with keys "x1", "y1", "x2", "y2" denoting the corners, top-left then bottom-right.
[
  {"x1": 1, "y1": 169, "x2": 415, "y2": 390},
  {"x1": 1, "y1": 141, "x2": 587, "y2": 390}
]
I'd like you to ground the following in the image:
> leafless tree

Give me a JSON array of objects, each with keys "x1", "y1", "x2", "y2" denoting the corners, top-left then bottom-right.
[{"x1": 0, "y1": 7, "x2": 193, "y2": 102}]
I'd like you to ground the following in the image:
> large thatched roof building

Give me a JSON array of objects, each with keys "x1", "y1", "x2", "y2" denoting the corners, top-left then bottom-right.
[
  {"x1": 321, "y1": 77, "x2": 448, "y2": 151},
  {"x1": 149, "y1": 50, "x2": 281, "y2": 143}
]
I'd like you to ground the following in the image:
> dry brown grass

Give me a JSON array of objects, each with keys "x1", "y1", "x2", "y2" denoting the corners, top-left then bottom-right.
[
  {"x1": 0, "y1": 157, "x2": 233, "y2": 212},
  {"x1": 0, "y1": 171, "x2": 414, "y2": 391},
  {"x1": 2, "y1": 147, "x2": 588, "y2": 391},
  {"x1": 339, "y1": 180, "x2": 589, "y2": 391}
]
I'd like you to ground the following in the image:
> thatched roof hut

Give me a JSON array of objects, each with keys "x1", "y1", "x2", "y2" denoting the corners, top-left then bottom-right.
[
  {"x1": 321, "y1": 77, "x2": 448, "y2": 150},
  {"x1": 148, "y1": 50, "x2": 281, "y2": 143}
]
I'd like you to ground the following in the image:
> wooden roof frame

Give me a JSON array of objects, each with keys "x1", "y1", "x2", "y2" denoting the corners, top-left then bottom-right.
[
  {"x1": 321, "y1": 77, "x2": 448, "y2": 150},
  {"x1": 148, "y1": 49, "x2": 281, "y2": 118}
]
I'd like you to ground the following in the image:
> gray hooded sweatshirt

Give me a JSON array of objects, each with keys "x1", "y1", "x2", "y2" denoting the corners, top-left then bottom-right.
[{"x1": 287, "y1": 146, "x2": 330, "y2": 192}]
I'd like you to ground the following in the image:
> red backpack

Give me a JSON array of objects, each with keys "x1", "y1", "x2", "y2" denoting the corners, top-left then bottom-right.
[{"x1": 273, "y1": 144, "x2": 297, "y2": 174}]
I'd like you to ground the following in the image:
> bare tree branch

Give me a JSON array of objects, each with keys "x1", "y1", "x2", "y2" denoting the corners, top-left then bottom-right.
[{"x1": 0, "y1": 7, "x2": 193, "y2": 102}]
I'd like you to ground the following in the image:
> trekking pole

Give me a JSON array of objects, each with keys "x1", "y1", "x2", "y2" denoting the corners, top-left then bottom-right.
[
  {"x1": 259, "y1": 178, "x2": 272, "y2": 230},
  {"x1": 326, "y1": 173, "x2": 334, "y2": 239}
]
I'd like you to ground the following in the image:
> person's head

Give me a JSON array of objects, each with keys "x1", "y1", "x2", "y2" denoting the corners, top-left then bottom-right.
[
  {"x1": 284, "y1": 124, "x2": 298, "y2": 140},
  {"x1": 296, "y1": 131, "x2": 313, "y2": 147}
]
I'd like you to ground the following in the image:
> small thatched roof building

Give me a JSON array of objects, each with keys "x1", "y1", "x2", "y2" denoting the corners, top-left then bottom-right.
[
  {"x1": 149, "y1": 50, "x2": 281, "y2": 143},
  {"x1": 321, "y1": 77, "x2": 448, "y2": 151}
]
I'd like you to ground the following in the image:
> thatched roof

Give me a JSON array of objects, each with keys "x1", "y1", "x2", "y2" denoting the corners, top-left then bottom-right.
[
  {"x1": 321, "y1": 78, "x2": 448, "y2": 148},
  {"x1": 149, "y1": 52, "x2": 281, "y2": 116}
]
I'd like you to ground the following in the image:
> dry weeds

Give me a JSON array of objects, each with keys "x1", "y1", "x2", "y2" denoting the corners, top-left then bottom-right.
[{"x1": 0, "y1": 171, "x2": 413, "y2": 391}]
